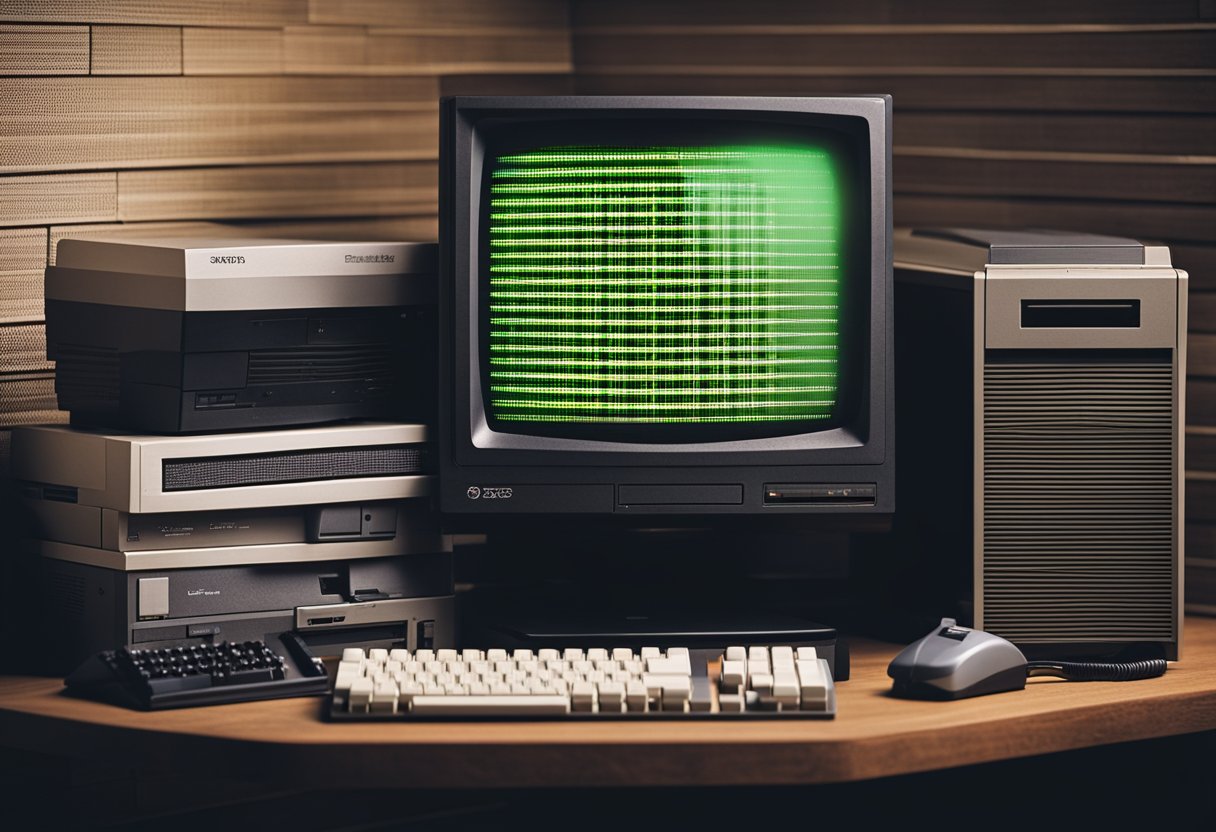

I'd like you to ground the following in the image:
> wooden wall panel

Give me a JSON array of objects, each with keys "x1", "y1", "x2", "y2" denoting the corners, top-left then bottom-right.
[
  {"x1": 0, "y1": 173, "x2": 117, "y2": 226},
  {"x1": 364, "y1": 30, "x2": 572, "y2": 75},
  {"x1": 308, "y1": 0, "x2": 569, "y2": 30},
  {"x1": 0, "y1": 228, "x2": 46, "y2": 272},
  {"x1": 575, "y1": 30, "x2": 1216, "y2": 71},
  {"x1": 575, "y1": 73, "x2": 1216, "y2": 114},
  {"x1": 0, "y1": 77, "x2": 439, "y2": 174},
  {"x1": 283, "y1": 25, "x2": 365, "y2": 74},
  {"x1": 0, "y1": 272, "x2": 42, "y2": 322},
  {"x1": 895, "y1": 156, "x2": 1214, "y2": 204},
  {"x1": 116, "y1": 162, "x2": 437, "y2": 222},
  {"x1": 571, "y1": 0, "x2": 1210, "y2": 27},
  {"x1": 182, "y1": 28, "x2": 284, "y2": 75},
  {"x1": 0, "y1": 1, "x2": 307, "y2": 27},
  {"x1": 0, "y1": 24, "x2": 88, "y2": 75},
  {"x1": 1193, "y1": 295, "x2": 1216, "y2": 333},
  {"x1": 90, "y1": 25, "x2": 182, "y2": 75}
]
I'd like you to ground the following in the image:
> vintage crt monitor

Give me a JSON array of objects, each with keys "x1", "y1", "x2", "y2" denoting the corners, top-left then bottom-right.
[
  {"x1": 884, "y1": 228, "x2": 1186, "y2": 661},
  {"x1": 439, "y1": 96, "x2": 893, "y2": 524}
]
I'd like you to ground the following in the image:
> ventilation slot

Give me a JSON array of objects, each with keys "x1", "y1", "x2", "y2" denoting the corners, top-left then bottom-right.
[
  {"x1": 162, "y1": 444, "x2": 429, "y2": 491},
  {"x1": 53, "y1": 343, "x2": 119, "y2": 409},
  {"x1": 982, "y1": 361, "x2": 1175, "y2": 644},
  {"x1": 48, "y1": 568, "x2": 86, "y2": 622},
  {"x1": 247, "y1": 345, "x2": 394, "y2": 385}
]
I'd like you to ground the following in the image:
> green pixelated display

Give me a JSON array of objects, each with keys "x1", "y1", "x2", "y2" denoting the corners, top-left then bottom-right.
[{"x1": 486, "y1": 143, "x2": 842, "y2": 425}]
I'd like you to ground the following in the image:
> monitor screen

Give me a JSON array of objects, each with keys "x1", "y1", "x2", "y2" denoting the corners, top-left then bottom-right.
[
  {"x1": 483, "y1": 133, "x2": 849, "y2": 442},
  {"x1": 441, "y1": 97, "x2": 892, "y2": 519}
]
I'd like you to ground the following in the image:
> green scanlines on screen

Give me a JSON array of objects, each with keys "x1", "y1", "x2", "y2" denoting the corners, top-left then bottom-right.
[{"x1": 486, "y1": 142, "x2": 842, "y2": 425}]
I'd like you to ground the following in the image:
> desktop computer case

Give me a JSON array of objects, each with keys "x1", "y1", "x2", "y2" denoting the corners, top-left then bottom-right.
[
  {"x1": 36, "y1": 551, "x2": 456, "y2": 674},
  {"x1": 887, "y1": 229, "x2": 1186, "y2": 660}
]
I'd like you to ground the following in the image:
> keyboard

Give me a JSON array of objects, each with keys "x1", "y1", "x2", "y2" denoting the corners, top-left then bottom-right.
[
  {"x1": 64, "y1": 633, "x2": 330, "y2": 710},
  {"x1": 328, "y1": 645, "x2": 836, "y2": 719}
]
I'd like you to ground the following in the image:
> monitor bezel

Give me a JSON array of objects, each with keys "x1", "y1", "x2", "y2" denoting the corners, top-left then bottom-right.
[{"x1": 442, "y1": 95, "x2": 892, "y2": 469}]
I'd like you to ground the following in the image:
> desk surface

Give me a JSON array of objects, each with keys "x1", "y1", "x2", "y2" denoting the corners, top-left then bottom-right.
[{"x1": 2, "y1": 618, "x2": 1215, "y2": 788}]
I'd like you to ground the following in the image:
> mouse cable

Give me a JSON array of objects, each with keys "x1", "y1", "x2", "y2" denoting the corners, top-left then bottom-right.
[{"x1": 1025, "y1": 659, "x2": 1167, "y2": 682}]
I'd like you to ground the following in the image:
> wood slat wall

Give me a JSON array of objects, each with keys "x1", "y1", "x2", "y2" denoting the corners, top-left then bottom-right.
[
  {"x1": 569, "y1": 0, "x2": 1216, "y2": 606},
  {"x1": 0, "y1": 0, "x2": 1212, "y2": 607}
]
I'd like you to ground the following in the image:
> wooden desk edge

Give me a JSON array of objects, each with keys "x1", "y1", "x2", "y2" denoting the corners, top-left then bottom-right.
[{"x1": 4, "y1": 616, "x2": 1215, "y2": 788}]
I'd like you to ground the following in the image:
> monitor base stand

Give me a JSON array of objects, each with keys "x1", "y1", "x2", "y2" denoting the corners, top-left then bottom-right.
[{"x1": 460, "y1": 588, "x2": 848, "y2": 681}]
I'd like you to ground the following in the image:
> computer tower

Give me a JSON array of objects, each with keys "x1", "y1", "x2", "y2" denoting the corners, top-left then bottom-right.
[{"x1": 873, "y1": 229, "x2": 1187, "y2": 660}]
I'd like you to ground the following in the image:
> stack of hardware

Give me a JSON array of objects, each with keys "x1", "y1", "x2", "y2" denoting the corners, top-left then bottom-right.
[{"x1": 14, "y1": 238, "x2": 455, "y2": 672}]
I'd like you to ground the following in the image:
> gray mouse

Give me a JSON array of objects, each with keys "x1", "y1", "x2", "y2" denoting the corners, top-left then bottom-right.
[{"x1": 887, "y1": 618, "x2": 1028, "y2": 700}]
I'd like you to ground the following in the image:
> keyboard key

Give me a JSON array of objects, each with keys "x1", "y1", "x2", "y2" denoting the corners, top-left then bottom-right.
[
  {"x1": 720, "y1": 660, "x2": 746, "y2": 689},
  {"x1": 411, "y1": 695, "x2": 571, "y2": 716},
  {"x1": 598, "y1": 680, "x2": 625, "y2": 711},
  {"x1": 690, "y1": 677, "x2": 713, "y2": 712}
]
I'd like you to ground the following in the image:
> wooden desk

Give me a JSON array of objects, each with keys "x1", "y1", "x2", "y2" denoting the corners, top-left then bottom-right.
[{"x1": 2, "y1": 618, "x2": 1215, "y2": 790}]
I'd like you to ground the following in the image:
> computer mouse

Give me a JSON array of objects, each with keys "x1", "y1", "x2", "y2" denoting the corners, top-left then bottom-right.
[{"x1": 887, "y1": 618, "x2": 1028, "y2": 700}]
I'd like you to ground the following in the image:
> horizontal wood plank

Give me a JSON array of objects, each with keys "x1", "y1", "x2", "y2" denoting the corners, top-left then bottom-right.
[
  {"x1": 48, "y1": 216, "x2": 437, "y2": 264},
  {"x1": 0, "y1": 77, "x2": 438, "y2": 174},
  {"x1": 0, "y1": 24, "x2": 88, "y2": 75},
  {"x1": 1190, "y1": 380, "x2": 1216, "y2": 426},
  {"x1": 0, "y1": 228, "x2": 46, "y2": 272},
  {"x1": 896, "y1": 112, "x2": 1216, "y2": 158},
  {"x1": 282, "y1": 25, "x2": 365, "y2": 74},
  {"x1": 1172, "y1": 245, "x2": 1216, "y2": 291},
  {"x1": 1188, "y1": 523, "x2": 1216, "y2": 559},
  {"x1": 574, "y1": 30, "x2": 1216, "y2": 71},
  {"x1": 0, "y1": 373, "x2": 56, "y2": 416},
  {"x1": 896, "y1": 155, "x2": 1216, "y2": 204},
  {"x1": 894, "y1": 194, "x2": 1216, "y2": 244},
  {"x1": 1190, "y1": 427, "x2": 1216, "y2": 472},
  {"x1": 0, "y1": 324, "x2": 50, "y2": 373},
  {"x1": 90, "y1": 25, "x2": 181, "y2": 75},
  {"x1": 116, "y1": 162, "x2": 437, "y2": 221},
  {"x1": 439, "y1": 73, "x2": 575, "y2": 96},
  {"x1": 364, "y1": 30, "x2": 571, "y2": 75},
  {"x1": 182, "y1": 27, "x2": 283, "y2": 75},
  {"x1": 1191, "y1": 333, "x2": 1216, "y2": 378},
  {"x1": 573, "y1": 73, "x2": 1216, "y2": 114},
  {"x1": 0, "y1": 1, "x2": 306, "y2": 27},
  {"x1": 571, "y1": 0, "x2": 1210, "y2": 27},
  {"x1": 0, "y1": 173, "x2": 116, "y2": 226},
  {"x1": 0, "y1": 271, "x2": 43, "y2": 322},
  {"x1": 1188, "y1": 478, "x2": 1216, "y2": 522},
  {"x1": 308, "y1": 0, "x2": 569, "y2": 31},
  {"x1": 1193, "y1": 293, "x2": 1216, "y2": 333}
]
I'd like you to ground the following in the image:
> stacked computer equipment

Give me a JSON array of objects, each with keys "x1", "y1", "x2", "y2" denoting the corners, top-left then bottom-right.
[{"x1": 16, "y1": 237, "x2": 455, "y2": 672}]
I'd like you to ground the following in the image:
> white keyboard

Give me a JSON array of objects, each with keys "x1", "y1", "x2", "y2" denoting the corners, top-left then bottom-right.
[{"x1": 327, "y1": 645, "x2": 836, "y2": 719}]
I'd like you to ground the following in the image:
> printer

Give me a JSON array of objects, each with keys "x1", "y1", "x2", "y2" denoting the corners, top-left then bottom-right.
[{"x1": 44, "y1": 237, "x2": 437, "y2": 433}]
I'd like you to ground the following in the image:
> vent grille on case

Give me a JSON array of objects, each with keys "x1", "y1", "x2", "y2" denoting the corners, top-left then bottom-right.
[
  {"x1": 982, "y1": 361, "x2": 1175, "y2": 644},
  {"x1": 53, "y1": 343, "x2": 119, "y2": 408},
  {"x1": 162, "y1": 444, "x2": 428, "y2": 491},
  {"x1": 48, "y1": 568, "x2": 86, "y2": 621},
  {"x1": 247, "y1": 345, "x2": 394, "y2": 385}
]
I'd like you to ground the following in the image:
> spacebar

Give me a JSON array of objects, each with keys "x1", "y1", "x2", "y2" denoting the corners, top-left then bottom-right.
[{"x1": 410, "y1": 695, "x2": 571, "y2": 716}]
